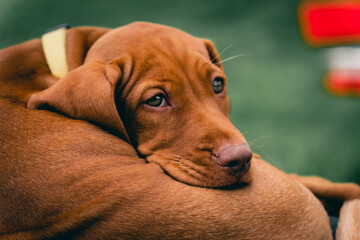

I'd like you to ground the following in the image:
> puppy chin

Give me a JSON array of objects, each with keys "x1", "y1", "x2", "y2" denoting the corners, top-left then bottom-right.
[
  {"x1": 167, "y1": 167, "x2": 253, "y2": 188},
  {"x1": 210, "y1": 167, "x2": 253, "y2": 188},
  {"x1": 145, "y1": 153, "x2": 253, "y2": 188},
  {"x1": 238, "y1": 167, "x2": 253, "y2": 184}
]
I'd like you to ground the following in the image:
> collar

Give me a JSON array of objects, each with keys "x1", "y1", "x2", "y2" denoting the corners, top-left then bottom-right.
[{"x1": 41, "y1": 25, "x2": 69, "y2": 79}]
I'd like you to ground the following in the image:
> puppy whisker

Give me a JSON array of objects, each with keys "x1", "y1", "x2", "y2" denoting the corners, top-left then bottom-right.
[
  {"x1": 211, "y1": 42, "x2": 233, "y2": 63},
  {"x1": 157, "y1": 152, "x2": 194, "y2": 163},
  {"x1": 154, "y1": 153, "x2": 200, "y2": 170},
  {"x1": 165, "y1": 159, "x2": 206, "y2": 181},
  {"x1": 154, "y1": 152, "x2": 181, "y2": 161},
  {"x1": 247, "y1": 142, "x2": 274, "y2": 163},
  {"x1": 241, "y1": 130, "x2": 250, "y2": 135},
  {"x1": 247, "y1": 143, "x2": 265, "y2": 153},
  {"x1": 248, "y1": 135, "x2": 272, "y2": 147},
  {"x1": 219, "y1": 54, "x2": 251, "y2": 64},
  {"x1": 154, "y1": 152, "x2": 208, "y2": 179}
]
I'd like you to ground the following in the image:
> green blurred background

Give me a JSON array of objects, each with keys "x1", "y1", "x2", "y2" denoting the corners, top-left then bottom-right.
[{"x1": 1, "y1": 0, "x2": 359, "y2": 183}]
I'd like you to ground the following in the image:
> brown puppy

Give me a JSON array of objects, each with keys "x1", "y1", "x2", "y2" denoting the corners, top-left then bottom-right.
[
  {"x1": 27, "y1": 22, "x2": 253, "y2": 187},
  {"x1": 0, "y1": 22, "x2": 359, "y2": 239}
]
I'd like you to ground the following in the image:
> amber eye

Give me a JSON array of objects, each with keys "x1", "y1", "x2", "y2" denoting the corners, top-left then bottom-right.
[
  {"x1": 213, "y1": 77, "x2": 224, "y2": 93},
  {"x1": 145, "y1": 94, "x2": 165, "y2": 107}
]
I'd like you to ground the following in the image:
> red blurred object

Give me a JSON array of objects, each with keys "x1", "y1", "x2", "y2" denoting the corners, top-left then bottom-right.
[
  {"x1": 299, "y1": 1, "x2": 360, "y2": 46},
  {"x1": 324, "y1": 70, "x2": 360, "y2": 97}
]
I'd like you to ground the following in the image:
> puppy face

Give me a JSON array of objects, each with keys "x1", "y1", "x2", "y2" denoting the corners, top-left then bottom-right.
[{"x1": 28, "y1": 23, "x2": 253, "y2": 187}]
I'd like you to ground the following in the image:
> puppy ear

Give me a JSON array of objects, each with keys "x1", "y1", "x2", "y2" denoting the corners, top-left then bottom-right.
[
  {"x1": 27, "y1": 61, "x2": 130, "y2": 141},
  {"x1": 65, "y1": 27, "x2": 110, "y2": 71},
  {"x1": 203, "y1": 39, "x2": 223, "y2": 69}
]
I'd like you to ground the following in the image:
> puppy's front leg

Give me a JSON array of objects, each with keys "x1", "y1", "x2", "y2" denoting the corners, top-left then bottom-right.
[
  {"x1": 292, "y1": 175, "x2": 360, "y2": 239},
  {"x1": 336, "y1": 199, "x2": 360, "y2": 240},
  {"x1": 291, "y1": 175, "x2": 360, "y2": 201}
]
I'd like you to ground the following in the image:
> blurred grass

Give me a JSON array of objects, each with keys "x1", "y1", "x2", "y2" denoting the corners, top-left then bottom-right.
[{"x1": 1, "y1": 0, "x2": 359, "y2": 183}]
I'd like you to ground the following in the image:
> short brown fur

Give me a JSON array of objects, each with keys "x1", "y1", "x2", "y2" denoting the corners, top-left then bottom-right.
[{"x1": 1, "y1": 22, "x2": 359, "y2": 239}]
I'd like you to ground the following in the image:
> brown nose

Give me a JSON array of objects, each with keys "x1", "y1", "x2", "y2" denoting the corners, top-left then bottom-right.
[{"x1": 216, "y1": 144, "x2": 252, "y2": 178}]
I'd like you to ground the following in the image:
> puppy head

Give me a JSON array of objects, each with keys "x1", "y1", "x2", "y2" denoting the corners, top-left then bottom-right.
[{"x1": 28, "y1": 22, "x2": 253, "y2": 187}]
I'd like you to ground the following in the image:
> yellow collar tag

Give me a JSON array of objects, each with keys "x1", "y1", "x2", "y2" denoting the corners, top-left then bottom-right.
[{"x1": 41, "y1": 27, "x2": 68, "y2": 79}]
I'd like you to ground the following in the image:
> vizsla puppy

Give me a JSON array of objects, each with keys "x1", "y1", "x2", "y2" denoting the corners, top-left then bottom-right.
[
  {"x1": 0, "y1": 22, "x2": 359, "y2": 239},
  {"x1": 27, "y1": 22, "x2": 253, "y2": 188}
]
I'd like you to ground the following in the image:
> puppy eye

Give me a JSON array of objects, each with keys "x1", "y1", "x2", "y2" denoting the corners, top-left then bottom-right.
[
  {"x1": 145, "y1": 94, "x2": 167, "y2": 107},
  {"x1": 213, "y1": 77, "x2": 224, "y2": 94}
]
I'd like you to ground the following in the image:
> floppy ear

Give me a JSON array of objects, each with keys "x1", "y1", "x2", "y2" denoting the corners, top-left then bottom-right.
[
  {"x1": 27, "y1": 61, "x2": 130, "y2": 141},
  {"x1": 65, "y1": 27, "x2": 110, "y2": 71},
  {"x1": 203, "y1": 39, "x2": 223, "y2": 70}
]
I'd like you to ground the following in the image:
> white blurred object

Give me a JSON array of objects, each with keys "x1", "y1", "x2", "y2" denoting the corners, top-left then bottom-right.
[{"x1": 327, "y1": 47, "x2": 360, "y2": 70}]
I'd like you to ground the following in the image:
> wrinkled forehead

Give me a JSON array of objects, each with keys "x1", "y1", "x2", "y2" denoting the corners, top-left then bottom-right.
[{"x1": 85, "y1": 22, "x2": 210, "y2": 64}]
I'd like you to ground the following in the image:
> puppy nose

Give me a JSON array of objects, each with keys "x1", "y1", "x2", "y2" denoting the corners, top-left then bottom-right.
[{"x1": 216, "y1": 144, "x2": 252, "y2": 178}]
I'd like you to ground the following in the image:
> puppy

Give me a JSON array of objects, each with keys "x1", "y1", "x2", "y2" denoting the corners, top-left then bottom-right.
[
  {"x1": 1, "y1": 22, "x2": 359, "y2": 239},
  {"x1": 27, "y1": 22, "x2": 253, "y2": 188}
]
